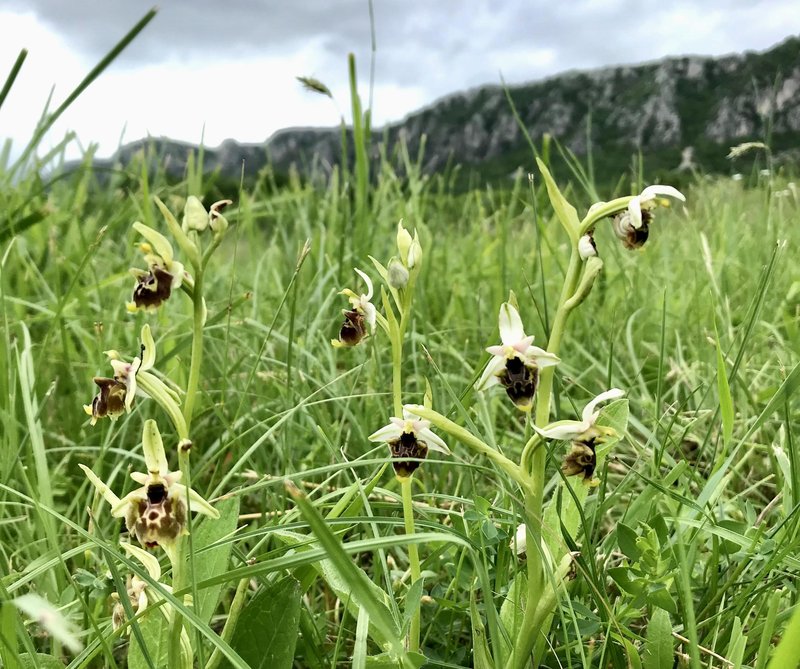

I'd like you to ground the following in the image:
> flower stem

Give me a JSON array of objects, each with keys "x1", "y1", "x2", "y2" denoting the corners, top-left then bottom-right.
[
  {"x1": 205, "y1": 577, "x2": 249, "y2": 669},
  {"x1": 183, "y1": 267, "x2": 205, "y2": 430},
  {"x1": 401, "y1": 476, "x2": 421, "y2": 652},
  {"x1": 507, "y1": 246, "x2": 584, "y2": 669}
]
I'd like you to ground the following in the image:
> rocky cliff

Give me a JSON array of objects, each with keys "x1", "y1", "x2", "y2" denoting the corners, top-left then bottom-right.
[{"x1": 110, "y1": 35, "x2": 800, "y2": 185}]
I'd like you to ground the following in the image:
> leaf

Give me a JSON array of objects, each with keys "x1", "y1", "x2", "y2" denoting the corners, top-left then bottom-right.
[
  {"x1": 221, "y1": 577, "x2": 301, "y2": 669},
  {"x1": 273, "y1": 529, "x2": 398, "y2": 650},
  {"x1": 17, "y1": 655, "x2": 65, "y2": 669},
  {"x1": 191, "y1": 496, "x2": 240, "y2": 624},
  {"x1": 767, "y1": 603, "x2": 800, "y2": 669},
  {"x1": 622, "y1": 639, "x2": 643, "y2": 669},
  {"x1": 616, "y1": 523, "x2": 641, "y2": 562},
  {"x1": 715, "y1": 325, "x2": 734, "y2": 450},
  {"x1": 1, "y1": 601, "x2": 19, "y2": 669},
  {"x1": 286, "y1": 485, "x2": 405, "y2": 658},
  {"x1": 535, "y1": 157, "x2": 579, "y2": 241},
  {"x1": 646, "y1": 586, "x2": 677, "y2": 615},
  {"x1": 643, "y1": 608, "x2": 673, "y2": 669},
  {"x1": 499, "y1": 572, "x2": 527, "y2": 642},
  {"x1": 402, "y1": 579, "x2": 424, "y2": 634},
  {"x1": 608, "y1": 567, "x2": 643, "y2": 596},
  {"x1": 127, "y1": 609, "x2": 169, "y2": 669},
  {"x1": 364, "y1": 653, "x2": 426, "y2": 668},
  {"x1": 469, "y1": 592, "x2": 495, "y2": 669}
]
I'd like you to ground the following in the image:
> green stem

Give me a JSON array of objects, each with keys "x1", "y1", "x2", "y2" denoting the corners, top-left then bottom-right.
[
  {"x1": 205, "y1": 577, "x2": 250, "y2": 669},
  {"x1": 167, "y1": 539, "x2": 185, "y2": 668},
  {"x1": 392, "y1": 325, "x2": 404, "y2": 417},
  {"x1": 507, "y1": 246, "x2": 583, "y2": 669},
  {"x1": 401, "y1": 477, "x2": 421, "y2": 652},
  {"x1": 183, "y1": 267, "x2": 205, "y2": 431},
  {"x1": 169, "y1": 263, "x2": 206, "y2": 666}
]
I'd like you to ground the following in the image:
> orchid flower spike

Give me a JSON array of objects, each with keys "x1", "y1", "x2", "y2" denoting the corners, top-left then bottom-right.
[
  {"x1": 369, "y1": 406, "x2": 450, "y2": 478},
  {"x1": 80, "y1": 420, "x2": 218, "y2": 558},
  {"x1": 332, "y1": 268, "x2": 377, "y2": 348},
  {"x1": 476, "y1": 302, "x2": 560, "y2": 411},
  {"x1": 535, "y1": 389, "x2": 625, "y2": 484},
  {"x1": 612, "y1": 185, "x2": 685, "y2": 250}
]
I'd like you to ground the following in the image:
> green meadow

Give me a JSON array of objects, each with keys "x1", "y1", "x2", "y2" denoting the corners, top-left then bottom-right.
[{"x1": 2, "y1": 13, "x2": 800, "y2": 669}]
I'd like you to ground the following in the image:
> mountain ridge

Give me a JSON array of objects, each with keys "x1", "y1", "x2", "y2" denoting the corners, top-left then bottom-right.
[{"x1": 104, "y1": 35, "x2": 800, "y2": 186}]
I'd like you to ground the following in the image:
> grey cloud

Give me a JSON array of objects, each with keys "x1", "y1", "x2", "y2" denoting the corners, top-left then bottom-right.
[{"x1": 6, "y1": 0, "x2": 799, "y2": 101}]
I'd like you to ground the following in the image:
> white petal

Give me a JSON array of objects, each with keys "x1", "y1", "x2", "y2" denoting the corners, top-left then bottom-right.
[
  {"x1": 418, "y1": 427, "x2": 450, "y2": 455},
  {"x1": 578, "y1": 234, "x2": 597, "y2": 260},
  {"x1": 512, "y1": 335, "x2": 535, "y2": 354},
  {"x1": 525, "y1": 346, "x2": 561, "y2": 368},
  {"x1": 498, "y1": 302, "x2": 525, "y2": 346},
  {"x1": 533, "y1": 420, "x2": 588, "y2": 441},
  {"x1": 369, "y1": 422, "x2": 404, "y2": 443},
  {"x1": 354, "y1": 268, "x2": 373, "y2": 301},
  {"x1": 142, "y1": 420, "x2": 168, "y2": 475},
  {"x1": 640, "y1": 185, "x2": 685, "y2": 203},
  {"x1": 362, "y1": 301, "x2": 377, "y2": 332},
  {"x1": 628, "y1": 197, "x2": 643, "y2": 229},
  {"x1": 121, "y1": 542, "x2": 162, "y2": 581},
  {"x1": 130, "y1": 472, "x2": 149, "y2": 485},
  {"x1": 581, "y1": 388, "x2": 625, "y2": 424},
  {"x1": 476, "y1": 355, "x2": 506, "y2": 390},
  {"x1": 124, "y1": 365, "x2": 138, "y2": 412},
  {"x1": 486, "y1": 344, "x2": 506, "y2": 357},
  {"x1": 139, "y1": 325, "x2": 156, "y2": 371}
]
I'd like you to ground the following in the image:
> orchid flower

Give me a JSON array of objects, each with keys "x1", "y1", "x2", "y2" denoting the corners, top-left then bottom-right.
[
  {"x1": 612, "y1": 185, "x2": 685, "y2": 249},
  {"x1": 80, "y1": 420, "x2": 218, "y2": 559},
  {"x1": 369, "y1": 406, "x2": 450, "y2": 478},
  {"x1": 476, "y1": 302, "x2": 560, "y2": 410},
  {"x1": 332, "y1": 268, "x2": 377, "y2": 348},
  {"x1": 127, "y1": 222, "x2": 188, "y2": 312},
  {"x1": 535, "y1": 389, "x2": 625, "y2": 483}
]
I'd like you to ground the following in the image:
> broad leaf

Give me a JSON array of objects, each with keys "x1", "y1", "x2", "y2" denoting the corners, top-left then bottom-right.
[
  {"x1": 643, "y1": 608, "x2": 673, "y2": 669},
  {"x1": 192, "y1": 496, "x2": 240, "y2": 624},
  {"x1": 221, "y1": 577, "x2": 301, "y2": 669}
]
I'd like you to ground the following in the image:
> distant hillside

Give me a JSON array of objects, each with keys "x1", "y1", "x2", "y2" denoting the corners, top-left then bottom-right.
[{"x1": 103, "y1": 36, "x2": 800, "y2": 186}]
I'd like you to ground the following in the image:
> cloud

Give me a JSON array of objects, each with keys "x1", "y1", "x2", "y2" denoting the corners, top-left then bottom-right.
[{"x1": 0, "y1": 1, "x2": 797, "y2": 159}]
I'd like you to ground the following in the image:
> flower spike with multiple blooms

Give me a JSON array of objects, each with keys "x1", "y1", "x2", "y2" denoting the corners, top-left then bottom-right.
[
  {"x1": 534, "y1": 388, "x2": 625, "y2": 484},
  {"x1": 80, "y1": 420, "x2": 218, "y2": 559},
  {"x1": 476, "y1": 302, "x2": 560, "y2": 411},
  {"x1": 369, "y1": 407, "x2": 450, "y2": 478},
  {"x1": 332, "y1": 268, "x2": 377, "y2": 348},
  {"x1": 611, "y1": 185, "x2": 685, "y2": 250}
]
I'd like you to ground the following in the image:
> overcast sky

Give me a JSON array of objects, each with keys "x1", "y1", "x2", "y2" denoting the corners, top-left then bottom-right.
[{"x1": 1, "y1": 1, "x2": 798, "y2": 160}]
